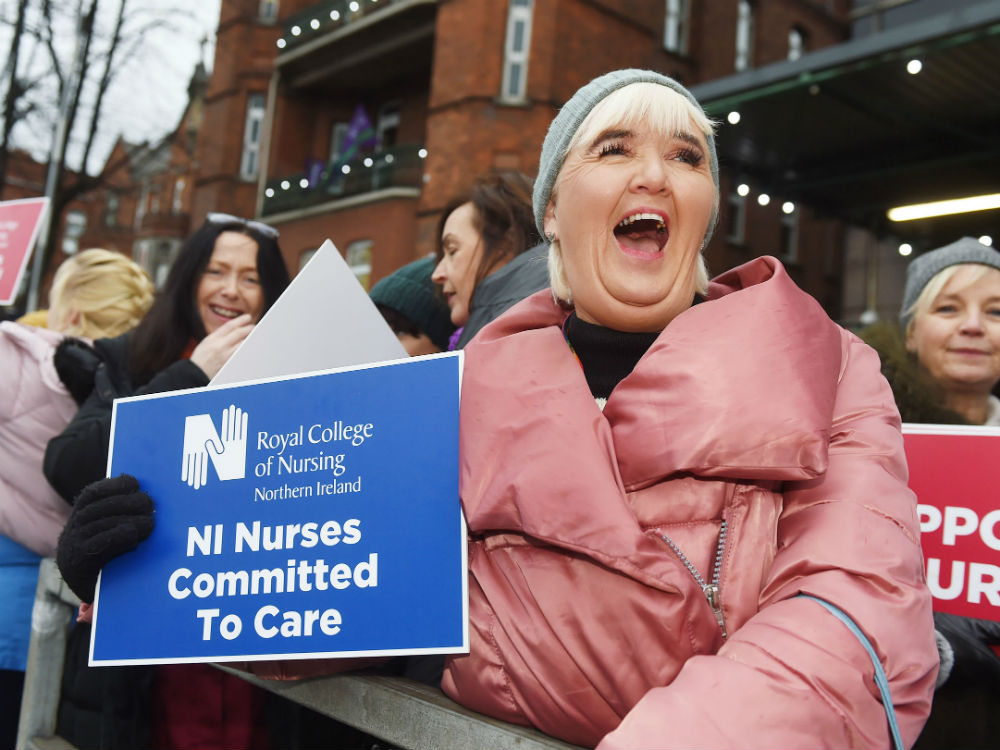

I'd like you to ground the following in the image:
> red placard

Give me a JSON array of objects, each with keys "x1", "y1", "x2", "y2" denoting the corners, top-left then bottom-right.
[
  {"x1": 903, "y1": 424, "x2": 1000, "y2": 622},
  {"x1": 0, "y1": 197, "x2": 49, "y2": 305}
]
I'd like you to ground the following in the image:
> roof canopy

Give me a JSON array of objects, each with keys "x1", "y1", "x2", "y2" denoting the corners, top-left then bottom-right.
[{"x1": 690, "y1": 2, "x2": 1000, "y2": 251}]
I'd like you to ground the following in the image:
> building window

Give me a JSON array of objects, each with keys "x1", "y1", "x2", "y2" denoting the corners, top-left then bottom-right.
[
  {"x1": 663, "y1": 0, "x2": 690, "y2": 55},
  {"x1": 345, "y1": 239, "x2": 373, "y2": 290},
  {"x1": 780, "y1": 206, "x2": 800, "y2": 264},
  {"x1": 726, "y1": 190, "x2": 746, "y2": 244},
  {"x1": 788, "y1": 26, "x2": 806, "y2": 61},
  {"x1": 735, "y1": 0, "x2": 754, "y2": 72},
  {"x1": 240, "y1": 93, "x2": 266, "y2": 181},
  {"x1": 62, "y1": 210, "x2": 86, "y2": 256},
  {"x1": 376, "y1": 102, "x2": 400, "y2": 151},
  {"x1": 329, "y1": 121, "x2": 349, "y2": 162},
  {"x1": 500, "y1": 0, "x2": 533, "y2": 103},
  {"x1": 104, "y1": 192, "x2": 119, "y2": 227},
  {"x1": 172, "y1": 177, "x2": 185, "y2": 214},
  {"x1": 134, "y1": 181, "x2": 149, "y2": 230},
  {"x1": 258, "y1": 0, "x2": 278, "y2": 24}
]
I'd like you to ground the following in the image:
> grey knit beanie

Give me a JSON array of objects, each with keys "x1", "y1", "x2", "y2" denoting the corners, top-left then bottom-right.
[
  {"x1": 900, "y1": 237, "x2": 1000, "y2": 327},
  {"x1": 532, "y1": 69, "x2": 719, "y2": 239}
]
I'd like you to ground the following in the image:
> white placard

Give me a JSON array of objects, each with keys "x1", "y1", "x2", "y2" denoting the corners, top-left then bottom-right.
[{"x1": 213, "y1": 240, "x2": 406, "y2": 386}]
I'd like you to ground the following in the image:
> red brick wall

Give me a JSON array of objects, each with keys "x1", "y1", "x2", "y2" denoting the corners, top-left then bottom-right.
[{"x1": 268, "y1": 195, "x2": 421, "y2": 284}]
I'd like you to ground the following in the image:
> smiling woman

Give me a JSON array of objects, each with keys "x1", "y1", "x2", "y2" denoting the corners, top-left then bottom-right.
[
  {"x1": 43, "y1": 214, "x2": 289, "y2": 750},
  {"x1": 443, "y1": 69, "x2": 938, "y2": 748},
  {"x1": 861, "y1": 236, "x2": 1000, "y2": 749}
]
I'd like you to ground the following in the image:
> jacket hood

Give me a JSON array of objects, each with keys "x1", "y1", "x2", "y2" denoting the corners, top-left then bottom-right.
[{"x1": 469, "y1": 256, "x2": 841, "y2": 484}]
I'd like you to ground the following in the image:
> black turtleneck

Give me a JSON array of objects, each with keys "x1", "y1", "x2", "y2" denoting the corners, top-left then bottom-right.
[{"x1": 563, "y1": 313, "x2": 659, "y2": 400}]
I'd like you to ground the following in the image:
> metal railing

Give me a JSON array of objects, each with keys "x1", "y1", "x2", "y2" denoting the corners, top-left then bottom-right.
[
  {"x1": 262, "y1": 143, "x2": 425, "y2": 217},
  {"x1": 18, "y1": 559, "x2": 578, "y2": 750}
]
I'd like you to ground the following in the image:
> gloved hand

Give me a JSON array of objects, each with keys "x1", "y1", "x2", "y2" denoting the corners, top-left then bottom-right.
[
  {"x1": 56, "y1": 474, "x2": 155, "y2": 603},
  {"x1": 53, "y1": 337, "x2": 101, "y2": 405},
  {"x1": 933, "y1": 611, "x2": 1000, "y2": 690}
]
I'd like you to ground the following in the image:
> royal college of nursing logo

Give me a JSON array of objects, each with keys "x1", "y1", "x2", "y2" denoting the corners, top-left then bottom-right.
[{"x1": 181, "y1": 404, "x2": 248, "y2": 489}]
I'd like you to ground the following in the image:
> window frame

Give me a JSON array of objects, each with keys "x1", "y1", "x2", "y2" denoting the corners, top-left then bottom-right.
[
  {"x1": 240, "y1": 93, "x2": 267, "y2": 182},
  {"x1": 345, "y1": 239, "x2": 374, "y2": 290},
  {"x1": 500, "y1": 0, "x2": 534, "y2": 104},
  {"x1": 663, "y1": 0, "x2": 690, "y2": 55},
  {"x1": 735, "y1": 0, "x2": 755, "y2": 72}
]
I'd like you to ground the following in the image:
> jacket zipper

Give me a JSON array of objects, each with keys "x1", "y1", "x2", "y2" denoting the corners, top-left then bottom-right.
[{"x1": 661, "y1": 519, "x2": 728, "y2": 639}]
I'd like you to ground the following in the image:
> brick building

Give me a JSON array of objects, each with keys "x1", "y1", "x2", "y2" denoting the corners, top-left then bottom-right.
[
  {"x1": 203, "y1": 0, "x2": 853, "y2": 301},
  {"x1": 26, "y1": 0, "x2": 995, "y2": 321}
]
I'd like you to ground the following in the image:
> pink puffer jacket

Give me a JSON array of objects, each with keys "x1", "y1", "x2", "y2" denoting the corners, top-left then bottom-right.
[
  {"x1": 442, "y1": 257, "x2": 937, "y2": 748},
  {"x1": 0, "y1": 322, "x2": 76, "y2": 556}
]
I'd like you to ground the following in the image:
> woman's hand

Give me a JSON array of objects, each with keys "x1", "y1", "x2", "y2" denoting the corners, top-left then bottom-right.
[
  {"x1": 190, "y1": 313, "x2": 254, "y2": 379},
  {"x1": 56, "y1": 474, "x2": 154, "y2": 603}
]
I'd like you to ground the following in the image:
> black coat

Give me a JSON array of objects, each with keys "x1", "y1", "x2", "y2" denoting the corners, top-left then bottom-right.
[
  {"x1": 44, "y1": 333, "x2": 207, "y2": 750},
  {"x1": 44, "y1": 332, "x2": 208, "y2": 504}
]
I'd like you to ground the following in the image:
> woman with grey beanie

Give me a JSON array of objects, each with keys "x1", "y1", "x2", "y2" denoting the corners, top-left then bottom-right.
[
  {"x1": 861, "y1": 235, "x2": 1000, "y2": 749},
  {"x1": 441, "y1": 69, "x2": 936, "y2": 748}
]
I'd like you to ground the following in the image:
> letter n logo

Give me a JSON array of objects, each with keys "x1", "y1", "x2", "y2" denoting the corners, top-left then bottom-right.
[{"x1": 181, "y1": 404, "x2": 248, "y2": 489}]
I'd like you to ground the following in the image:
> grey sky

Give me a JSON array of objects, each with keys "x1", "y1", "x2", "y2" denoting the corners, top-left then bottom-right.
[{"x1": 2, "y1": 0, "x2": 221, "y2": 174}]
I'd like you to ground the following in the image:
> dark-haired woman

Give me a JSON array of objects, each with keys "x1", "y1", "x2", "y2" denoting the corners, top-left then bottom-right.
[
  {"x1": 45, "y1": 214, "x2": 289, "y2": 750},
  {"x1": 431, "y1": 171, "x2": 546, "y2": 349},
  {"x1": 45, "y1": 215, "x2": 288, "y2": 503}
]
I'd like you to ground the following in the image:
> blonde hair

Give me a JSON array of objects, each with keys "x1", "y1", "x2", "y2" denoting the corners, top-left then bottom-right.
[
  {"x1": 548, "y1": 83, "x2": 717, "y2": 304},
  {"x1": 47, "y1": 249, "x2": 155, "y2": 338},
  {"x1": 905, "y1": 263, "x2": 997, "y2": 337}
]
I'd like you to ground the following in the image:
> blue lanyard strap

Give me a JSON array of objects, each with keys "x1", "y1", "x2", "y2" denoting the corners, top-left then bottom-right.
[{"x1": 796, "y1": 594, "x2": 903, "y2": 750}]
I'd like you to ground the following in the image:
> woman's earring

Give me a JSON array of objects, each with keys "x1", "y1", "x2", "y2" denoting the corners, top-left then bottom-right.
[{"x1": 546, "y1": 231, "x2": 557, "y2": 244}]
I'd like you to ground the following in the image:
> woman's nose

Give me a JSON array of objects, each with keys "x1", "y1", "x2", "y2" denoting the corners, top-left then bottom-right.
[
  {"x1": 960, "y1": 310, "x2": 985, "y2": 334},
  {"x1": 630, "y1": 151, "x2": 670, "y2": 194},
  {"x1": 221, "y1": 274, "x2": 239, "y2": 297},
  {"x1": 431, "y1": 257, "x2": 447, "y2": 284}
]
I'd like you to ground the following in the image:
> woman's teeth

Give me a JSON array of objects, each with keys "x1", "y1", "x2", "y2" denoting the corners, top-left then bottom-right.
[
  {"x1": 617, "y1": 213, "x2": 667, "y2": 233},
  {"x1": 211, "y1": 306, "x2": 240, "y2": 318}
]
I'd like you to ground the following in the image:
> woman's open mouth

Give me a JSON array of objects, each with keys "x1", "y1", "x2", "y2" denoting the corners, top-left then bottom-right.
[
  {"x1": 209, "y1": 305, "x2": 243, "y2": 319},
  {"x1": 614, "y1": 212, "x2": 668, "y2": 257}
]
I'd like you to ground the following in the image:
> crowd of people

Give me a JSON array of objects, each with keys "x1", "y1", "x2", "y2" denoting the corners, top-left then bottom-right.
[{"x1": 1, "y1": 68, "x2": 998, "y2": 749}]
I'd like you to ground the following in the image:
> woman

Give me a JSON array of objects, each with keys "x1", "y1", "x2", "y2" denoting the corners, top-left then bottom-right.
[
  {"x1": 440, "y1": 69, "x2": 937, "y2": 748},
  {"x1": 45, "y1": 215, "x2": 289, "y2": 505},
  {"x1": 862, "y1": 236, "x2": 1000, "y2": 749},
  {"x1": 47, "y1": 215, "x2": 289, "y2": 750},
  {"x1": 0, "y1": 248, "x2": 154, "y2": 750},
  {"x1": 431, "y1": 171, "x2": 545, "y2": 348}
]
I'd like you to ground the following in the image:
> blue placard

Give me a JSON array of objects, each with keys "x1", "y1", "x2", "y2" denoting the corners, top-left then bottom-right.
[{"x1": 91, "y1": 353, "x2": 466, "y2": 665}]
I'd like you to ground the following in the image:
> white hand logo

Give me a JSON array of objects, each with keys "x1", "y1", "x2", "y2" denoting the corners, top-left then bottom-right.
[
  {"x1": 180, "y1": 405, "x2": 248, "y2": 489},
  {"x1": 181, "y1": 414, "x2": 217, "y2": 489},
  {"x1": 206, "y1": 404, "x2": 247, "y2": 481}
]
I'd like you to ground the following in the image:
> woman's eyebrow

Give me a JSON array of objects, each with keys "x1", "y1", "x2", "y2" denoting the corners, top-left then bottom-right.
[
  {"x1": 589, "y1": 129, "x2": 633, "y2": 149},
  {"x1": 674, "y1": 130, "x2": 705, "y2": 150}
]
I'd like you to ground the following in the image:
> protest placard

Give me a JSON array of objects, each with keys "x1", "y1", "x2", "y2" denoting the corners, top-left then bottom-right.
[
  {"x1": 213, "y1": 239, "x2": 406, "y2": 385},
  {"x1": 904, "y1": 423, "x2": 1000, "y2": 622},
  {"x1": 92, "y1": 353, "x2": 465, "y2": 665},
  {"x1": 0, "y1": 197, "x2": 49, "y2": 304}
]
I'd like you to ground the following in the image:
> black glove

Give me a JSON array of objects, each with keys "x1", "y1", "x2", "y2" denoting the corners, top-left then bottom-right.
[
  {"x1": 53, "y1": 337, "x2": 101, "y2": 405},
  {"x1": 56, "y1": 474, "x2": 155, "y2": 603},
  {"x1": 933, "y1": 611, "x2": 1000, "y2": 691}
]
